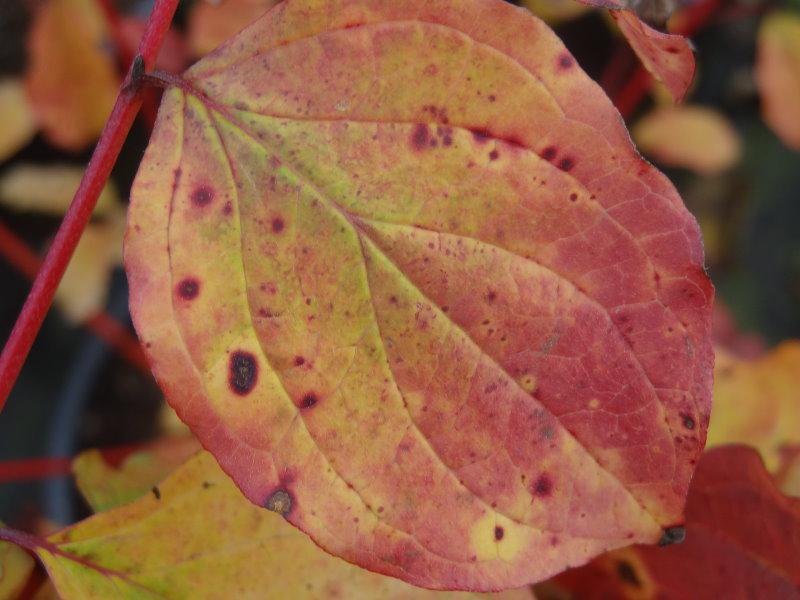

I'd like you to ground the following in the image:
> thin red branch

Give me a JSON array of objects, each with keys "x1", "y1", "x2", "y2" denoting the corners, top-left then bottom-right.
[
  {"x1": 0, "y1": 221, "x2": 149, "y2": 373},
  {"x1": 95, "y1": 0, "x2": 160, "y2": 129},
  {"x1": 0, "y1": 442, "x2": 149, "y2": 483},
  {"x1": 0, "y1": 0, "x2": 180, "y2": 414}
]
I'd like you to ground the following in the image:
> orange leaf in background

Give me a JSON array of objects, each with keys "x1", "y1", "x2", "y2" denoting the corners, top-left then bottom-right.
[
  {"x1": 126, "y1": 0, "x2": 713, "y2": 589},
  {"x1": 0, "y1": 79, "x2": 37, "y2": 161},
  {"x1": 73, "y1": 436, "x2": 200, "y2": 512},
  {"x1": 187, "y1": 0, "x2": 280, "y2": 57},
  {"x1": 756, "y1": 11, "x2": 800, "y2": 150},
  {"x1": 25, "y1": 0, "x2": 119, "y2": 151},
  {"x1": 610, "y1": 10, "x2": 695, "y2": 102},
  {"x1": 22, "y1": 451, "x2": 535, "y2": 599},
  {"x1": 632, "y1": 105, "x2": 741, "y2": 174},
  {"x1": 707, "y1": 342, "x2": 800, "y2": 470},
  {"x1": 546, "y1": 446, "x2": 800, "y2": 599}
]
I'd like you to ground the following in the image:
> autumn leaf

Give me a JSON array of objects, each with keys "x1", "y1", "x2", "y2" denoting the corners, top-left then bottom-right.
[
  {"x1": 0, "y1": 164, "x2": 119, "y2": 217},
  {"x1": 707, "y1": 341, "x2": 800, "y2": 471},
  {"x1": 0, "y1": 79, "x2": 37, "y2": 161},
  {"x1": 187, "y1": 0, "x2": 281, "y2": 57},
  {"x1": 56, "y1": 214, "x2": 126, "y2": 323},
  {"x1": 73, "y1": 436, "x2": 200, "y2": 512},
  {"x1": 632, "y1": 105, "x2": 741, "y2": 175},
  {"x1": 125, "y1": 0, "x2": 713, "y2": 589},
  {"x1": 9, "y1": 451, "x2": 534, "y2": 599},
  {"x1": 558, "y1": 0, "x2": 695, "y2": 102},
  {"x1": 546, "y1": 446, "x2": 800, "y2": 599},
  {"x1": 0, "y1": 528, "x2": 34, "y2": 600},
  {"x1": 25, "y1": 0, "x2": 119, "y2": 150},
  {"x1": 755, "y1": 11, "x2": 800, "y2": 150},
  {"x1": 609, "y1": 10, "x2": 695, "y2": 103},
  {"x1": 776, "y1": 446, "x2": 800, "y2": 497}
]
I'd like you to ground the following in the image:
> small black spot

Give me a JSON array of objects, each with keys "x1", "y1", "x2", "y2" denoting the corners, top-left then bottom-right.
[
  {"x1": 558, "y1": 53, "x2": 574, "y2": 70},
  {"x1": 177, "y1": 277, "x2": 200, "y2": 300},
  {"x1": 229, "y1": 351, "x2": 258, "y2": 395},
  {"x1": 569, "y1": 193, "x2": 578, "y2": 202},
  {"x1": 659, "y1": 526, "x2": 686, "y2": 546},
  {"x1": 616, "y1": 560, "x2": 641, "y2": 587},
  {"x1": 557, "y1": 157, "x2": 575, "y2": 172},
  {"x1": 494, "y1": 526, "x2": 504, "y2": 541},
  {"x1": 489, "y1": 149, "x2": 500, "y2": 161},
  {"x1": 533, "y1": 474, "x2": 553, "y2": 497},
  {"x1": 202, "y1": 481, "x2": 214, "y2": 489},
  {"x1": 271, "y1": 217, "x2": 285, "y2": 233},
  {"x1": 681, "y1": 413, "x2": 695, "y2": 430},
  {"x1": 300, "y1": 393, "x2": 318, "y2": 409},
  {"x1": 541, "y1": 146, "x2": 558, "y2": 161},
  {"x1": 191, "y1": 185, "x2": 214, "y2": 207},
  {"x1": 265, "y1": 488, "x2": 293, "y2": 516},
  {"x1": 152, "y1": 486, "x2": 161, "y2": 500}
]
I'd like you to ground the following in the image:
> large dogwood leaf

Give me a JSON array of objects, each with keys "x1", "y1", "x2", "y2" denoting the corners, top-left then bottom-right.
[
  {"x1": 545, "y1": 446, "x2": 800, "y2": 599},
  {"x1": 26, "y1": 451, "x2": 535, "y2": 599},
  {"x1": 125, "y1": 0, "x2": 713, "y2": 589}
]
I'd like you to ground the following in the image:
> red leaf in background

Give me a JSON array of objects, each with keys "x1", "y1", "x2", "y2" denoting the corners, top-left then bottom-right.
[{"x1": 548, "y1": 446, "x2": 800, "y2": 599}]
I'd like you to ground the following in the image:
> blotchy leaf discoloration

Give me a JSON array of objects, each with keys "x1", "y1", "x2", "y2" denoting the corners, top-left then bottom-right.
[{"x1": 126, "y1": 0, "x2": 713, "y2": 590}]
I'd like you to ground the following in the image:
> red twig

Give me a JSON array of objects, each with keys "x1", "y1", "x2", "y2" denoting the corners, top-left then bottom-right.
[
  {"x1": 0, "y1": 221, "x2": 149, "y2": 373},
  {"x1": 95, "y1": 0, "x2": 160, "y2": 129},
  {"x1": 0, "y1": 0, "x2": 179, "y2": 413},
  {"x1": 0, "y1": 442, "x2": 150, "y2": 483}
]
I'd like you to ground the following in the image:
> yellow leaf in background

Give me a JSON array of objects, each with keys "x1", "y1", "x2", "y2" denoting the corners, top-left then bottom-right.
[
  {"x1": 0, "y1": 79, "x2": 37, "y2": 162},
  {"x1": 0, "y1": 164, "x2": 119, "y2": 217},
  {"x1": 25, "y1": 0, "x2": 119, "y2": 151},
  {"x1": 187, "y1": 0, "x2": 280, "y2": 57},
  {"x1": 756, "y1": 12, "x2": 800, "y2": 150},
  {"x1": 520, "y1": 0, "x2": 589, "y2": 25},
  {"x1": 55, "y1": 213, "x2": 125, "y2": 323},
  {"x1": 73, "y1": 437, "x2": 201, "y2": 513},
  {"x1": 0, "y1": 530, "x2": 34, "y2": 600},
  {"x1": 633, "y1": 105, "x2": 741, "y2": 174},
  {"x1": 34, "y1": 452, "x2": 535, "y2": 599},
  {"x1": 708, "y1": 342, "x2": 800, "y2": 471}
]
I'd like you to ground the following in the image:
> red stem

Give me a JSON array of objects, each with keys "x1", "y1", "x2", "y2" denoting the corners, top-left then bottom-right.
[
  {"x1": 0, "y1": 0, "x2": 179, "y2": 414},
  {"x1": 0, "y1": 221, "x2": 149, "y2": 373},
  {"x1": 0, "y1": 442, "x2": 150, "y2": 483}
]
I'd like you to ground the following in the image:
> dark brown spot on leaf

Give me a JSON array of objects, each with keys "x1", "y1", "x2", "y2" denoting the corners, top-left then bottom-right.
[
  {"x1": 229, "y1": 351, "x2": 258, "y2": 395},
  {"x1": 569, "y1": 193, "x2": 578, "y2": 202},
  {"x1": 541, "y1": 146, "x2": 557, "y2": 161},
  {"x1": 532, "y1": 474, "x2": 553, "y2": 497},
  {"x1": 294, "y1": 356, "x2": 306, "y2": 366},
  {"x1": 494, "y1": 526, "x2": 504, "y2": 541},
  {"x1": 272, "y1": 217, "x2": 285, "y2": 233},
  {"x1": 177, "y1": 278, "x2": 200, "y2": 300},
  {"x1": 265, "y1": 488, "x2": 292, "y2": 516},
  {"x1": 151, "y1": 486, "x2": 161, "y2": 500},
  {"x1": 489, "y1": 149, "x2": 500, "y2": 160},
  {"x1": 558, "y1": 157, "x2": 575, "y2": 171},
  {"x1": 682, "y1": 413, "x2": 695, "y2": 429},
  {"x1": 411, "y1": 123, "x2": 430, "y2": 151},
  {"x1": 191, "y1": 185, "x2": 214, "y2": 207},
  {"x1": 471, "y1": 128, "x2": 491, "y2": 143},
  {"x1": 558, "y1": 53, "x2": 574, "y2": 70},
  {"x1": 300, "y1": 393, "x2": 318, "y2": 409}
]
